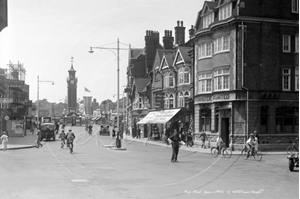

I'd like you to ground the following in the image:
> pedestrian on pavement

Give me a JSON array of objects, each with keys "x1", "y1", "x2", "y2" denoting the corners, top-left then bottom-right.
[
  {"x1": 55, "y1": 122, "x2": 59, "y2": 134},
  {"x1": 253, "y1": 131, "x2": 259, "y2": 150},
  {"x1": 137, "y1": 127, "x2": 141, "y2": 139},
  {"x1": 36, "y1": 129, "x2": 43, "y2": 148},
  {"x1": 1, "y1": 132, "x2": 8, "y2": 151},
  {"x1": 199, "y1": 130, "x2": 207, "y2": 148},
  {"x1": 112, "y1": 128, "x2": 116, "y2": 137},
  {"x1": 168, "y1": 129, "x2": 185, "y2": 163}
]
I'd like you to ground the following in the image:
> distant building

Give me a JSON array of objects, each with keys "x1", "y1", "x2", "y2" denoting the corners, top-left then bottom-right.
[{"x1": 67, "y1": 57, "x2": 78, "y2": 114}]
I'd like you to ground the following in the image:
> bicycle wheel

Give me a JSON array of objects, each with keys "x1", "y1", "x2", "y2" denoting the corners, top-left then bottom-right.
[
  {"x1": 211, "y1": 147, "x2": 219, "y2": 157},
  {"x1": 223, "y1": 148, "x2": 232, "y2": 158},
  {"x1": 241, "y1": 149, "x2": 249, "y2": 160},
  {"x1": 286, "y1": 146, "x2": 297, "y2": 155},
  {"x1": 254, "y1": 150, "x2": 262, "y2": 161}
]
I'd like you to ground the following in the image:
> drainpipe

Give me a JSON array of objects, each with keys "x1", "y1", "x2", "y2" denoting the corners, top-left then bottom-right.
[{"x1": 239, "y1": 21, "x2": 249, "y2": 147}]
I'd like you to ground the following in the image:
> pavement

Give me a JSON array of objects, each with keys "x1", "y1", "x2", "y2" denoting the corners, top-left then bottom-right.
[
  {"x1": 122, "y1": 134, "x2": 287, "y2": 155},
  {"x1": 0, "y1": 130, "x2": 37, "y2": 150},
  {"x1": 0, "y1": 129, "x2": 287, "y2": 155}
]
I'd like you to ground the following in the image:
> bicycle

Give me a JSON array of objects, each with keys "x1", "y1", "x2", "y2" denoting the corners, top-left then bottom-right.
[
  {"x1": 60, "y1": 139, "x2": 65, "y2": 149},
  {"x1": 241, "y1": 146, "x2": 262, "y2": 161},
  {"x1": 211, "y1": 145, "x2": 232, "y2": 158},
  {"x1": 286, "y1": 138, "x2": 298, "y2": 155},
  {"x1": 88, "y1": 129, "x2": 92, "y2": 136}
]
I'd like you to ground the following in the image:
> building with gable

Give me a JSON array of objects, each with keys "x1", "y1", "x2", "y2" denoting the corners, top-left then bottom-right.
[
  {"x1": 191, "y1": 0, "x2": 298, "y2": 150},
  {"x1": 126, "y1": 30, "x2": 163, "y2": 137},
  {"x1": 136, "y1": 21, "x2": 195, "y2": 140}
]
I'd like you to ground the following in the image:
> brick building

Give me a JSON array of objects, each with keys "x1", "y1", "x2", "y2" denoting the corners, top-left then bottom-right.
[{"x1": 192, "y1": 0, "x2": 298, "y2": 150}]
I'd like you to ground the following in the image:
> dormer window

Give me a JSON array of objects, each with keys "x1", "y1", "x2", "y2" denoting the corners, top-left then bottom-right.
[
  {"x1": 202, "y1": 12, "x2": 214, "y2": 28},
  {"x1": 219, "y1": 2, "x2": 232, "y2": 21}
]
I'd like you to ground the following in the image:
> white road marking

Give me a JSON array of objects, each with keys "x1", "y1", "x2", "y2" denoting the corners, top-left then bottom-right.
[{"x1": 72, "y1": 179, "x2": 89, "y2": 182}]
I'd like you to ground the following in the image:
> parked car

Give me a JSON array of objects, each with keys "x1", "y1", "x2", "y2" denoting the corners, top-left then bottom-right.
[
  {"x1": 40, "y1": 123, "x2": 56, "y2": 141},
  {"x1": 100, "y1": 125, "x2": 110, "y2": 136}
]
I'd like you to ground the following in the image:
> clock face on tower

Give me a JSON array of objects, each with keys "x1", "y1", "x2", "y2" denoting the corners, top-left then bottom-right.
[{"x1": 70, "y1": 79, "x2": 75, "y2": 84}]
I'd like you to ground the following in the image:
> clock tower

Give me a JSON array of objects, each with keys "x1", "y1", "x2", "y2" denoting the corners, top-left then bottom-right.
[{"x1": 67, "y1": 57, "x2": 78, "y2": 113}]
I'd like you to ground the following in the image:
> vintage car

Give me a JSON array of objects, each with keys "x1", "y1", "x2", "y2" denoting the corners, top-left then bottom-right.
[
  {"x1": 99, "y1": 125, "x2": 110, "y2": 136},
  {"x1": 40, "y1": 123, "x2": 56, "y2": 141}
]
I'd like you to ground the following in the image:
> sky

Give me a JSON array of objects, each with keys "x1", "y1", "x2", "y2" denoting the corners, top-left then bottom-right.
[{"x1": 0, "y1": 0, "x2": 205, "y2": 104}]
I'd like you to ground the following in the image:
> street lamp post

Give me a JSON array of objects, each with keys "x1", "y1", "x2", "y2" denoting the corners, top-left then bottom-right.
[
  {"x1": 89, "y1": 39, "x2": 129, "y2": 148},
  {"x1": 37, "y1": 75, "x2": 54, "y2": 127}
]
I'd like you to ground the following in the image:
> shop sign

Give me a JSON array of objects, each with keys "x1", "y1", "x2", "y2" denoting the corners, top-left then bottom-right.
[
  {"x1": 155, "y1": 91, "x2": 164, "y2": 108},
  {"x1": 195, "y1": 94, "x2": 233, "y2": 104},
  {"x1": 8, "y1": 103, "x2": 26, "y2": 117},
  {"x1": 137, "y1": 108, "x2": 181, "y2": 124}
]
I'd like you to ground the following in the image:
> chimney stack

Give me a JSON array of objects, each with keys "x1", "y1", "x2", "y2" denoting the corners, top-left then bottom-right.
[
  {"x1": 175, "y1": 20, "x2": 186, "y2": 46},
  {"x1": 189, "y1": 25, "x2": 195, "y2": 39},
  {"x1": 145, "y1": 30, "x2": 161, "y2": 74},
  {"x1": 163, "y1": 30, "x2": 174, "y2": 50}
]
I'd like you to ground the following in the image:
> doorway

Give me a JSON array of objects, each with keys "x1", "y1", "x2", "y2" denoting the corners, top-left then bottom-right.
[{"x1": 221, "y1": 118, "x2": 230, "y2": 147}]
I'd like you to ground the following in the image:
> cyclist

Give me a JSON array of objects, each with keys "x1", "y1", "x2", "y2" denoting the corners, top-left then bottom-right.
[
  {"x1": 59, "y1": 130, "x2": 66, "y2": 148},
  {"x1": 65, "y1": 129, "x2": 76, "y2": 153},
  {"x1": 246, "y1": 134, "x2": 255, "y2": 157},
  {"x1": 216, "y1": 133, "x2": 224, "y2": 152}
]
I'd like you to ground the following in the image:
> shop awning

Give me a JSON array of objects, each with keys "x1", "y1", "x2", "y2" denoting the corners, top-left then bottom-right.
[
  {"x1": 137, "y1": 108, "x2": 181, "y2": 124},
  {"x1": 95, "y1": 116, "x2": 102, "y2": 121},
  {"x1": 92, "y1": 116, "x2": 100, "y2": 121}
]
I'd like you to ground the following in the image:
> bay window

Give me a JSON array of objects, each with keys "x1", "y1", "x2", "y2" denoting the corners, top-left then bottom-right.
[{"x1": 214, "y1": 68, "x2": 230, "y2": 91}]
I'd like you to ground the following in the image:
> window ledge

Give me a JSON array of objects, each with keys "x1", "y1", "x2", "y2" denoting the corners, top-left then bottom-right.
[
  {"x1": 213, "y1": 50, "x2": 230, "y2": 55},
  {"x1": 198, "y1": 56, "x2": 212, "y2": 60}
]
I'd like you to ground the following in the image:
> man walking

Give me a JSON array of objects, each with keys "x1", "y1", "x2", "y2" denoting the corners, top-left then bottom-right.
[
  {"x1": 168, "y1": 129, "x2": 185, "y2": 163},
  {"x1": 36, "y1": 129, "x2": 43, "y2": 148},
  {"x1": 199, "y1": 130, "x2": 207, "y2": 148}
]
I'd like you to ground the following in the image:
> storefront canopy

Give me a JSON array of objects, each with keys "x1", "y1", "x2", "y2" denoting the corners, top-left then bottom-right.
[
  {"x1": 137, "y1": 109, "x2": 181, "y2": 124},
  {"x1": 92, "y1": 116, "x2": 101, "y2": 121}
]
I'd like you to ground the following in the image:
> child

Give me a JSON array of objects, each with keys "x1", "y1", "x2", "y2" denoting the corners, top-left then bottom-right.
[{"x1": 59, "y1": 130, "x2": 66, "y2": 148}]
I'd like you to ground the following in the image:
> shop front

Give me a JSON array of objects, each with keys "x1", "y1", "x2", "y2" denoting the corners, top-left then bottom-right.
[
  {"x1": 6, "y1": 103, "x2": 26, "y2": 137},
  {"x1": 194, "y1": 93, "x2": 237, "y2": 149},
  {"x1": 131, "y1": 109, "x2": 149, "y2": 138},
  {"x1": 137, "y1": 108, "x2": 182, "y2": 140},
  {"x1": 195, "y1": 91, "x2": 299, "y2": 151}
]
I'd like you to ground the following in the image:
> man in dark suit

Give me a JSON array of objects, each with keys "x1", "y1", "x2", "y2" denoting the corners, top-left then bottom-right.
[{"x1": 168, "y1": 129, "x2": 185, "y2": 163}]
